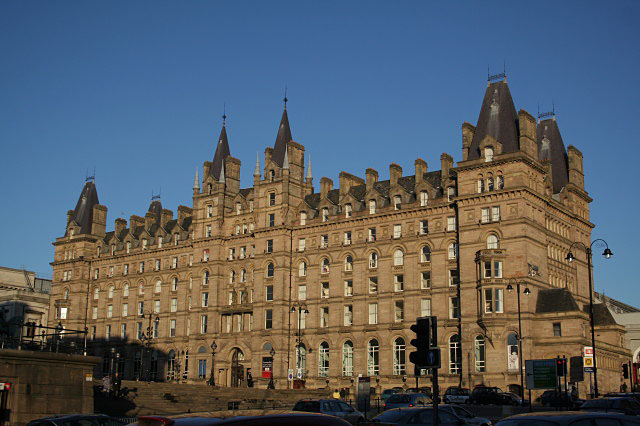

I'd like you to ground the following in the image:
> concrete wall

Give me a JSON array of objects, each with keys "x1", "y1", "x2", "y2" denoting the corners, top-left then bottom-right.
[{"x1": 0, "y1": 349, "x2": 100, "y2": 426}]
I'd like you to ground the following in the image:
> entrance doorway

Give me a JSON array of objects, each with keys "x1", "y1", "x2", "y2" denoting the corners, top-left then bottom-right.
[{"x1": 231, "y1": 348, "x2": 244, "y2": 388}]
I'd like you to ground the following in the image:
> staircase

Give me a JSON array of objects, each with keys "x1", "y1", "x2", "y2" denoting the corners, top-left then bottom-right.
[{"x1": 95, "y1": 381, "x2": 331, "y2": 417}]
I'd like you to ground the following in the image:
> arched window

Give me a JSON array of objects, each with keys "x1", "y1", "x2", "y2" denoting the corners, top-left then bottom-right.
[
  {"x1": 367, "y1": 339, "x2": 380, "y2": 376},
  {"x1": 344, "y1": 255, "x2": 353, "y2": 272},
  {"x1": 229, "y1": 270, "x2": 235, "y2": 283},
  {"x1": 319, "y1": 342, "x2": 329, "y2": 377},
  {"x1": 266, "y1": 263, "x2": 275, "y2": 278},
  {"x1": 155, "y1": 280, "x2": 162, "y2": 293},
  {"x1": 421, "y1": 246, "x2": 431, "y2": 263},
  {"x1": 477, "y1": 178, "x2": 485, "y2": 193},
  {"x1": 108, "y1": 286, "x2": 114, "y2": 299},
  {"x1": 369, "y1": 252, "x2": 378, "y2": 269},
  {"x1": 63, "y1": 288, "x2": 69, "y2": 300},
  {"x1": 497, "y1": 175, "x2": 504, "y2": 190},
  {"x1": 393, "y1": 338, "x2": 406, "y2": 375},
  {"x1": 172, "y1": 277, "x2": 178, "y2": 291},
  {"x1": 240, "y1": 269, "x2": 247, "y2": 283},
  {"x1": 475, "y1": 336, "x2": 486, "y2": 372},
  {"x1": 93, "y1": 287, "x2": 99, "y2": 300},
  {"x1": 393, "y1": 249, "x2": 404, "y2": 266},
  {"x1": 321, "y1": 258, "x2": 330, "y2": 274},
  {"x1": 296, "y1": 343, "x2": 307, "y2": 375},
  {"x1": 300, "y1": 211, "x2": 307, "y2": 226},
  {"x1": 484, "y1": 147, "x2": 494, "y2": 162},
  {"x1": 420, "y1": 191, "x2": 428, "y2": 207},
  {"x1": 487, "y1": 235, "x2": 499, "y2": 249},
  {"x1": 448, "y1": 243, "x2": 457, "y2": 260},
  {"x1": 507, "y1": 332, "x2": 519, "y2": 371},
  {"x1": 487, "y1": 176, "x2": 495, "y2": 192},
  {"x1": 298, "y1": 261, "x2": 307, "y2": 277},
  {"x1": 449, "y1": 334, "x2": 461, "y2": 374},
  {"x1": 167, "y1": 350, "x2": 176, "y2": 381},
  {"x1": 342, "y1": 341, "x2": 354, "y2": 376},
  {"x1": 123, "y1": 284, "x2": 129, "y2": 297}
]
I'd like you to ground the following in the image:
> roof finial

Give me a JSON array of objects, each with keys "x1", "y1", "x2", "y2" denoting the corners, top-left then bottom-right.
[
  {"x1": 254, "y1": 152, "x2": 261, "y2": 177},
  {"x1": 222, "y1": 102, "x2": 227, "y2": 126},
  {"x1": 283, "y1": 85, "x2": 288, "y2": 110}
]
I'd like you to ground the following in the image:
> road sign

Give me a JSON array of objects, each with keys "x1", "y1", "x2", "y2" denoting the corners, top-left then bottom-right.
[
  {"x1": 584, "y1": 347, "x2": 594, "y2": 356},
  {"x1": 584, "y1": 356, "x2": 595, "y2": 372},
  {"x1": 525, "y1": 359, "x2": 558, "y2": 389}
]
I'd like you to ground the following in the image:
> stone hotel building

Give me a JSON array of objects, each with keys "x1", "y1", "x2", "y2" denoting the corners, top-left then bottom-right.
[{"x1": 50, "y1": 77, "x2": 630, "y2": 394}]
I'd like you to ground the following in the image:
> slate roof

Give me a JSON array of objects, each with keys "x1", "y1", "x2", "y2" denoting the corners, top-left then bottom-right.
[
  {"x1": 585, "y1": 304, "x2": 618, "y2": 326},
  {"x1": 272, "y1": 108, "x2": 292, "y2": 168},
  {"x1": 69, "y1": 181, "x2": 100, "y2": 235},
  {"x1": 239, "y1": 188, "x2": 253, "y2": 198},
  {"x1": 537, "y1": 118, "x2": 569, "y2": 194},
  {"x1": 468, "y1": 81, "x2": 520, "y2": 160},
  {"x1": 210, "y1": 125, "x2": 230, "y2": 181},
  {"x1": 536, "y1": 288, "x2": 580, "y2": 314}
]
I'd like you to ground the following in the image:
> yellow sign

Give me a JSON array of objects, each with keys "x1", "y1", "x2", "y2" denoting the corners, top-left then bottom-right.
[
  {"x1": 85, "y1": 373, "x2": 93, "y2": 382},
  {"x1": 584, "y1": 357, "x2": 594, "y2": 367}
]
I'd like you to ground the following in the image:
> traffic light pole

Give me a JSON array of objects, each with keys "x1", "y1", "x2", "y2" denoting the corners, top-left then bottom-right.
[{"x1": 432, "y1": 367, "x2": 439, "y2": 426}]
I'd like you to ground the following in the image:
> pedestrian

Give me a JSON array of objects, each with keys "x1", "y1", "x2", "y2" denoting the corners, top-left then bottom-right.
[
  {"x1": 332, "y1": 389, "x2": 340, "y2": 399},
  {"x1": 113, "y1": 374, "x2": 122, "y2": 398},
  {"x1": 102, "y1": 375, "x2": 111, "y2": 397}
]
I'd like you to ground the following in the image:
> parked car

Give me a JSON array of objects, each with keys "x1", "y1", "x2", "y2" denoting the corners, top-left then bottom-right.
[
  {"x1": 538, "y1": 390, "x2": 583, "y2": 408},
  {"x1": 606, "y1": 393, "x2": 640, "y2": 404},
  {"x1": 371, "y1": 407, "x2": 481, "y2": 425},
  {"x1": 501, "y1": 392, "x2": 526, "y2": 406},
  {"x1": 293, "y1": 398, "x2": 365, "y2": 425},
  {"x1": 383, "y1": 393, "x2": 431, "y2": 410},
  {"x1": 580, "y1": 397, "x2": 640, "y2": 416},
  {"x1": 406, "y1": 387, "x2": 432, "y2": 396},
  {"x1": 382, "y1": 388, "x2": 403, "y2": 401},
  {"x1": 439, "y1": 405, "x2": 492, "y2": 425},
  {"x1": 133, "y1": 414, "x2": 351, "y2": 426},
  {"x1": 468, "y1": 387, "x2": 513, "y2": 405},
  {"x1": 443, "y1": 387, "x2": 471, "y2": 404},
  {"x1": 27, "y1": 414, "x2": 126, "y2": 426},
  {"x1": 134, "y1": 417, "x2": 222, "y2": 426},
  {"x1": 496, "y1": 411, "x2": 640, "y2": 425}
]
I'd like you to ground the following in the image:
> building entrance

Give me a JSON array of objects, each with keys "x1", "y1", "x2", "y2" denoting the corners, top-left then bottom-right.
[{"x1": 231, "y1": 348, "x2": 244, "y2": 388}]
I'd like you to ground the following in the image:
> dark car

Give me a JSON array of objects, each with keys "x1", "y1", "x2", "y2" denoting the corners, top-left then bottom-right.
[
  {"x1": 371, "y1": 407, "x2": 481, "y2": 425},
  {"x1": 439, "y1": 405, "x2": 492, "y2": 425},
  {"x1": 133, "y1": 417, "x2": 222, "y2": 426},
  {"x1": 581, "y1": 397, "x2": 640, "y2": 416},
  {"x1": 538, "y1": 390, "x2": 583, "y2": 408},
  {"x1": 468, "y1": 387, "x2": 513, "y2": 405},
  {"x1": 382, "y1": 388, "x2": 403, "y2": 401},
  {"x1": 383, "y1": 393, "x2": 431, "y2": 410},
  {"x1": 496, "y1": 410, "x2": 640, "y2": 425},
  {"x1": 443, "y1": 387, "x2": 471, "y2": 404},
  {"x1": 293, "y1": 398, "x2": 365, "y2": 425},
  {"x1": 27, "y1": 415, "x2": 126, "y2": 426},
  {"x1": 606, "y1": 393, "x2": 640, "y2": 404},
  {"x1": 133, "y1": 414, "x2": 350, "y2": 426}
]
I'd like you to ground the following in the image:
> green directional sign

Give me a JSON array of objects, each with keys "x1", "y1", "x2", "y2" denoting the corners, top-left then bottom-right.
[{"x1": 525, "y1": 359, "x2": 558, "y2": 390}]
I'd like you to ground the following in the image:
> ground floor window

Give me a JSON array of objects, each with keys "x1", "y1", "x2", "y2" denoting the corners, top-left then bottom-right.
[{"x1": 198, "y1": 359, "x2": 207, "y2": 379}]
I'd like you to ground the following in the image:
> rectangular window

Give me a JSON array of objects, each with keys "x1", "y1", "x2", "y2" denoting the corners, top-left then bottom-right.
[
  {"x1": 126, "y1": 242, "x2": 131, "y2": 253},
  {"x1": 267, "y1": 239, "x2": 273, "y2": 253},
  {"x1": 394, "y1": 301, "x2": 404, "y2": 322},
  {"x1": 266, "y1": 285, "x2": 273, "y2": 301},
  {"x1": 393, "y1": 224, "x2": 402, "y2": 239},
  {"x1": 368, "y1": 303, "x2": 378, "y2": 324},
  {"x1": 321, "y1": 235, "x2": 328, "y2": 248},
  {"x1": 344, "y1": 280, "x2": 353, "y2": 296},
  {"x1": 321, "y1": 282, "x2": 329, "y2": 298},
  {"x1": 206, "y1": 225, "x2": 212, "y2": 237},
  {"x1": 236, "y1": 202, "x2": 242, "y2": 215},
  {"x1": 172, "y1": 257, "x2": 178, "y2": 269},
  {"x1": 344, "y1": 305, "x2": 353, "y2": 326},
  {"x1": 421, "y1": 271, "x2": 431, "y2": 289},
  {"x1": 137, "y1": 302, "x2": 144, "y2": 315},
  {"x1": 124, "y1": 264, "x2": 129, "y2": 275},
  {"x1": 200, "y1": 315, "x2": 208, "y2": 333},
  {"x1": 345, "y1": 204, "x2": 352, "y2": 218},
  {"x1": 447, "y1": 216, "x2": 456, "y2": 231},
  {"x1": 449, "y1": 297, "x2": 460, "y2": 319},
  {"x1": 298, "y1": 238, "x2": 306, "y2": 251},
  {"x1": 107, "y1": 305, "x2": 113, "y2": 318},
  {"x1": 239, "y1": 246, "x2": 246, "y2": 259},
  {"x1": 203, "y1": 249, "x2": 209, "y2": 262},
  {"x1": 321, "y1": 307, "x2": 329, "y2": 328},
  {"x1": 322, "y1": 207, "x2": 329, "y2": 222},
  {"x1": 265, "y1": 310, "x2": 273, "y2": 329},
  {"x1": 344, "y1": 231, "x2": 352, "y2": 245},
  {"x1": 369, "y1": 200, "x2": 376, "y2": 215},
  {"x1": 481, "y1": 208, "x2": 490, "y2": 223},
  {"x1": 419, "y1": 220, "x2": 428, "y2": 235},
  {"x1": 249, "y1": 200, "x2": 254, "y2": 212},
  {"x1": 494, "y1": 261, "x2": 503, "y2": 278},
  {"x1": 421, "y1": 298, "x2": 432, "y2": 316},
  {"x1": 298, "y1": 284, "x2": 306, "y2": 300},
  {"x1": 449, "y1": 269, "x2": 459, "y2": 286},
  {"x1": 120, "y1": 323, "x2": 126, "y2": 339},
  {"x1": 268, "y1": 213, "x2": 275, "y2": 227},
  {"x1": 92, "y1": 306, "x2": 98, "y2": 320},
  {"x1": 394, "y1": 274, "x2": 404, "y2": 292},
  {"x1": 136, "y1": 322, "x2": 142, "y2": 339},
  {"x1": 154, "y1": 300, "x2": 160, "y2": 313},
  {"x1": 394, "y1": 195, "x2": 402, "y2": 210},
  {"x1": 198, "y1": 359, "x2": 207, "y2": 379},
  {"x1": 228, "y1": 291, "x2": 233, "y2": 305},
  {"x1": 553, "y1": 322, "x2": 562, "y2": 336},
  {"x1": 207, "y1": 205, "x2": 213, "y2": 218},
  {"x1": 155, "y1": 259, "x2": 161, "y2": 271},
  {"x1": 484, "y1": 288, "x2": 493, "y2": 313},
  {"x1": 447, "y1": 187, "x2": 455, "y2": 201},
  {"x1": 368, "y1": 227, "x2": 376, "y2": 242},
  {"x1": 269, "y1": 192, "x2": 276, "y2": 206},
  {"x1": 170, "y1": 298, "x2": 177, "y2": 312},
  {"x1": 108, "y1": 266, "x2": 114, "y2": 277},
  {"x1": 492, "y1": 206, "x2": 501, "y2": 222},
  {"x1": 105, "y1": 325, "x2": 111, "y2": 340},
  {"x1": 169, "y1": 319, "x2": 176, "y2": 337},
  {"x1": 138, "y1": 261, "x2": 145, "y2": 273},
  {"x1": 142, "y1": 239, "x2": 148, "y2": 250},
  {"x1": 484, "y1": 261, "x2": 492, "y2": 278},
  {"x1": 369, "y1": 277, "x2": 378, "y2": 293},
  {"x1": 122, "y1": 303, "x2": 128, "y2": 317},
  {"x1": 495, "y1": 288, "x2": 504, "y2": 313},
  {"x1": 228, "y1": 248, "x2": 235, "y2": 260}
]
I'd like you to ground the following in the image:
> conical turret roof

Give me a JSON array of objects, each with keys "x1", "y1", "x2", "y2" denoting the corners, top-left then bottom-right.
[
  {"x1": 272, "y1": 108, "x2": 292, "y2": 167},
  {"x1": 537, "y1": 118, "x2": 569, "y2": 194},
  {"x1": 69, "y1": 180, "x2": 99, "y2": 235},
  {"x1": 210, "y1": 124, "x2": 230, "y2": 181}
]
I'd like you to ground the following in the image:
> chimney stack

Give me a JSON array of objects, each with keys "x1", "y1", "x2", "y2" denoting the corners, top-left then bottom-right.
[
  {"x1": 365, "y1": 168, "x2": 378, "y2": 192},
  {"x1": 414, "y1": 159, "x2": 427, "y2": 183},
  {"x1": 390, "y1": 163, "x2": 402, "y2": 187}
]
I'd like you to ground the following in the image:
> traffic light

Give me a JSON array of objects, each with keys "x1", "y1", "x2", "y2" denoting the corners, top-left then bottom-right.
[
  {"x1": 556, "y1": 358, "x2": 567, "y2": 377},
  {"x1": 409, "y1": 317, "x2": 431, "y2": 367},
  {"x1": 623, "y1": 363, "x2": 629, "y2": 379}
]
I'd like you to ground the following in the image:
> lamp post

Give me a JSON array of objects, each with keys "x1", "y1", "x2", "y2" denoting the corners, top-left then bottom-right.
[
  {"x1": 110, "y1": 347, "x2": 117, "y2": 383},
  {"x1": 139, "y1": 311, "x2": 159, "y2": 382},
  {"x1": 208, "y1": 340, "x2": 217, "y2": 386},
  {"x1": 507, "y1": 279, "x2": 531, "y2": 399},
  {"x1": 55, "y1": 321, "x2": 63, "y2": 353},
  {"x1": 566, "y1": 238, "x2": 613, "y2": 399},
  {"x1": 291, "y1": 303, "x2": 309, "y2": 382},
  {"x1": 268, "y1": 347, "x2": 276, "y2": 389}
]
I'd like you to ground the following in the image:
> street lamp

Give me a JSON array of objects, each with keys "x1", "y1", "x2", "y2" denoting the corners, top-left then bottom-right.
[
  {"x1": 566, "y1": 238, "x2": 613, "y2": 398},
  {"x1": 291, "y1": 303, "x2": 309, "y2": 382},
  {"x1": 507, "y1": 279, "x2": 531, "y2": 399},
  {"x1": 139, "y1": 312, "x2": 160, "y2": 382},
  {"x1": 208, "y1": 340, "x2": 217, "y2": 386},
  {"x1": 268, "y1": 347, "x2": 276, "y2": 389}
]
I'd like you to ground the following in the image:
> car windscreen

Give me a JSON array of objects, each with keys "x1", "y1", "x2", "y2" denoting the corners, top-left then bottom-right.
[
  {"x1": 293, "y1": 401, "x2": 321, "y2": 412},
  {"x1": 372, "y1": 410, "x2": 410, "y2": 423}
]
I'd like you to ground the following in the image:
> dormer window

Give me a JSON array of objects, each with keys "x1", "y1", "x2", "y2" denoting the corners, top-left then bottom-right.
[
  {"x1": 447, "y1": 187, "x2": 455, "y2": 202},
  {"x1": 208, "y1": 183, "x2": 213, "y2": 194},
  {"x1": 70, "y1": 228, "x2": 75, "y2": 236},
  {"x1": 142, "y1": 239, "x2": 148, "y2": 250},
  {"x1": 322, "y1": 208, "x2": 329, "y2": 222},
  {"x1": 420, "y1": 191, "x2": 428, "y2": 207},
  {"x1": 126, "y1": 242, "x2": 131, "y2": 253},
  {"x1": 394, "y1": 195, "x2": 401, "y2": 210},
  {"x1": 484, "y1": 147, "x2": 494, "y2": 162},
  {"x1": 174, "y1": 234, "x2": 179, "y2": 245},
  {"x1": 236, "y1": 202, "x2": 242, "y2": 215},
  {"x1": 300, "y1": 212, "x2": 307, "y2": 226},
  {"x1": 158, "y1": 237, "x2": 163, "y2": 248},
  {"x1": 345, "y1": 204, "x2": 352, "y2": 218},
  {"x1": 269, "y1": 170, "x2": 275, "y2": 182},
  {"x1": 111, "y1": 245, "x2": 115, "y2": 255},
  {"x1": 369, "y1": 200, "x2": 376, "y2": 215}
]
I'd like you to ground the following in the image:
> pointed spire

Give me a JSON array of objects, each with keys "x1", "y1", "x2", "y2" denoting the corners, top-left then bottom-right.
[
  {"x1": 210, "y1": 111, "x2": 231, "y2": 181},
  {"x1": 306, "y1": 154, "x2": 312, "y2": 180},
  {"x1": 282, "y1": 147, "x2": 289, "y2": 170},
  {"x1": 272, "y1": 93, "x2": 293, "y2": 167},
  {"x1": 194, "y1": 168, "x2": 200, "y2": 191},
  {"x1": 69, "y1": 180, "x2": 100, "y2": 235},
  {"x1": 254, "y1": 152, "x2": 261, "y2": 177}
]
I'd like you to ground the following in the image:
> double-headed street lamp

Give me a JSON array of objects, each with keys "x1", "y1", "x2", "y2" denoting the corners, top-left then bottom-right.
[
  {"x1": 506, "y1": 279, "x2": 531, "y2": 399},
  {"x1": 268, "y1": 347, "x2": 276, "y2": 389},
  {"x1": 291, "y1": 303, "x2": 309, "y2": 380},
  {"x1": 208, "y1": 340, "x2": 217, "y2": 386},
  {"x1": 139, "y1": 311, "x2": 159, "y2": 382},
  {"x1": 566, "y1": 238, "x2": 613, "y2": 398}
]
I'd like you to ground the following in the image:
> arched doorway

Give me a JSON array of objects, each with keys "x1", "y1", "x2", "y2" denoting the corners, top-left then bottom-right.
[
  {"x1": 167, "y1": 350, "x2": 176, "y2": 381},
  {"x1": 231, "y1": 348, "x2": 245, "y2": 388}
]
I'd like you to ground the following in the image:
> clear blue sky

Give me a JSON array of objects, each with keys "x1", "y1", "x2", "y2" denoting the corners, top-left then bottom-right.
[{"x1": 1, "y1": 1, "x2": 638, "y2": 305}]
